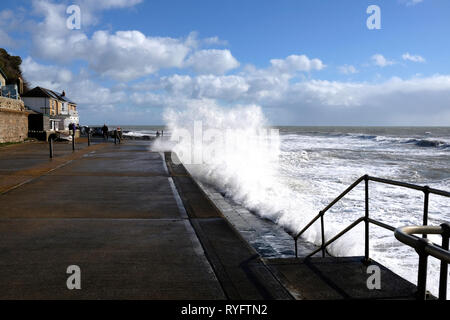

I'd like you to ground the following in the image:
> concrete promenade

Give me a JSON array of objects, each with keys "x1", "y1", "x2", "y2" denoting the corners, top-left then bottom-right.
[{"x1": 0, "y1": 139, "x2": 290, "y2": 299}]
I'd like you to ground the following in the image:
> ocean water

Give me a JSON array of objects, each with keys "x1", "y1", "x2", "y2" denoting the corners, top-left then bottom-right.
[{"x1": 129, "y1": 106, "x2": 450, "y2": 298}]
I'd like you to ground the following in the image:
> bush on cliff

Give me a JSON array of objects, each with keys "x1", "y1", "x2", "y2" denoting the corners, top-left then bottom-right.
[{"x1": 0, "y1": 48, "x2": 30, "y2": 93}]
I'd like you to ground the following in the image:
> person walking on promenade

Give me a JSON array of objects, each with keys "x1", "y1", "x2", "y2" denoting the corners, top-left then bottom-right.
[
  {"x1": 102, "y1": 124, "x2": 109, "y2": 141},
  {"x1": 114, "y1": 127, "x2": 122, "y2": 144},
  {"x1": 69, "y1": 123, "x2": 76, "y2": 135}
]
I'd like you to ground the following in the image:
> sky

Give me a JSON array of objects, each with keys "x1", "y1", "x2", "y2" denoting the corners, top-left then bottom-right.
[{"x1": 1, "y1": 0, "x2": 450, "y2": 125}]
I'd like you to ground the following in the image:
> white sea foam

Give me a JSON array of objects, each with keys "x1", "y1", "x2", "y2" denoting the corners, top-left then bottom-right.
[{"x1": 161, "y1": 104, "x2": 362, "y2": 252}]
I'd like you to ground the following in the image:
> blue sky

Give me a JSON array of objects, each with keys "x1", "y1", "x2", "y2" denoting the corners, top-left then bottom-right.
[{"x1": 1, "y1": 0, "x2": 450, "y2": 125}]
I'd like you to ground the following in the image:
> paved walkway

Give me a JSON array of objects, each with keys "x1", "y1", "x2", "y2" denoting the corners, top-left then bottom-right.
[{"x1": 0, "y1": 139, "x2": 290, "y2": 299}]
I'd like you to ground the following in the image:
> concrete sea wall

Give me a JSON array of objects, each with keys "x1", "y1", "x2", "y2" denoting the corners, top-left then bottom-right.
[{"x1": 0, "y1": 96, "x2": 28, "y2": 143}]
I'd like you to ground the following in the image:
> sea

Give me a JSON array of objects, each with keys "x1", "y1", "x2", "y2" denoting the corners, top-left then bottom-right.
[{"x1": 119, "y1": 114, "x2": 450, "y2": 297}]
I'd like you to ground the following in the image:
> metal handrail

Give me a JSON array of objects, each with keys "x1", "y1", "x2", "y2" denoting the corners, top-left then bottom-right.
[
  {"x1": 395, "y1": 224, "x2": 450, "y2": 300},
  {"x1": 291, "y1": 174, "x2": 450, "y2": 299}
]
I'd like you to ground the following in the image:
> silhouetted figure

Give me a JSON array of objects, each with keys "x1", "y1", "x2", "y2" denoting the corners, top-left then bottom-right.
[
  {"x1": 102, "y1": 124, "x2": 109, "y2": 141},
  {"x1": 156, "y1": 131, "x2": 160, "y2": 137},
  {"x1": 115, "y1": 127, "x2": 122, "y2": 144},
  {"x1": 69, "y1": 123, "x2": 76, "y2": 135}
]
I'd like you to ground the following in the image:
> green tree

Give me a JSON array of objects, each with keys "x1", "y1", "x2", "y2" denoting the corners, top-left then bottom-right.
[{"x1": 0, "y1": 48, "x2": 30, "y2": 92}]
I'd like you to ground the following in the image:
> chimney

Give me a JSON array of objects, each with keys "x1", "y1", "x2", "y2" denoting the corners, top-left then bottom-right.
[{"x1": 62, "y1": 90, "x2": 66, "y2": 97}]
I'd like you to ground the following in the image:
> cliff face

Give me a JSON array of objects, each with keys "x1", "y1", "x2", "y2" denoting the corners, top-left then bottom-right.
[{"x1": 0, "y1": 48, "x2": 30, "y2": 93}]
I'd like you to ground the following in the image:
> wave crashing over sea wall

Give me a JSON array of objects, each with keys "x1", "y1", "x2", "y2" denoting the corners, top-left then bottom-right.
[{"x1": 155, "y1": 104, "x2": 360, "y2": 256}]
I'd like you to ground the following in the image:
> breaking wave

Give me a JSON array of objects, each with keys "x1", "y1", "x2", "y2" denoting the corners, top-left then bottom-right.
[
  {"x1": 347, "y1": 134, "x2": 450, "y2": 149},
  {"x1": 160, "y1": 104, "x2": 362, "y2": 256}
]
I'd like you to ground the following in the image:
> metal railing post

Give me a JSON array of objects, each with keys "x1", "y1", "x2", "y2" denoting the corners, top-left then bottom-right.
[
  {"x1": 416, "y1": 237, "x2": 430, "y2": 300},
  {"x1": 294, "y1": 237, "x2": 298, "y2": 258},
  {"x1": 364, "y1": 175, "x2": 370, "y2": 263},
  {"x1": 320, "y1": 211, "x2": 325, "y2": 258},
  {"x1": 49, "y1": 137, "x2": 54, "y2": 158},
  {"x1": 439, "y1": 223, "x2": 450, "y2": 300},
  {"x1": 423, "y1": 186, "x2": 429, "y2": 239}
]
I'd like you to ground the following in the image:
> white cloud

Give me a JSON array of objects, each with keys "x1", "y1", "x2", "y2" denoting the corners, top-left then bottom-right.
[
  {"x1": 400, "y1": 0, "x2": 424, "y2": 6},
  {"x1": 372, "y1": 54, "x2": 395, "y2": 67},
  {"x1": 88, "y1": 30, "x2": 192, "y2": 80},
  {"x1": 24, "y1": 56, "x2": 450, "y2": 125},
  {"x1": 185, "y1": 49, "x2": 240, "y2": 75},
  {"x1": 203, "y1": 36, "x2": 228, "y2": 46},
  {"x1": 80, "y1": 0, "x2": 143, "y2": 10},
  {"x1": 27, "y1": 1, "x2": 237, "y2": 80},
  {"x1": 67, "y1": 0, "x2": 143, "y2": 26},
  {"x1": 30, "y1": 18, "x2": 193, "y2": 81},
  {"x1": 22, "y1": 57, "x2": 73, "y2": 88},
  {"x1": 338, "y1": 65, "x2": 358, "y2": 74},
  {"x1": 22, "y1": 57, "x2": 126, "y2": 110},
  {"x1": 402, "y1": 53, "x2": 426, "y2": 63},
  {"x1": 130, "y1": 65, "x2": 450, "y2": 124},
  {"x1": 270, "y1": 54, "x2": 325, "y2": 73}
]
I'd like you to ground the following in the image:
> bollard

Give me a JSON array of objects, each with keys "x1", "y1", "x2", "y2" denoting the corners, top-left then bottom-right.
[
  {"x1": 87, "y1": 132, "x2": 91, "y2": 146},
  {"x1": 49, "y1": 136, "x2": 54, "y2": 158},
  {"x1": 72, "y1": 131, "x2": 75, "y2": 151}
]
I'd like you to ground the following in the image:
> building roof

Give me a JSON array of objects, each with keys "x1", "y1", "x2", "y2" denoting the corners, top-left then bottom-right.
[{"x1": 22, "y1": 86, "x2": 76, "y2": 104}]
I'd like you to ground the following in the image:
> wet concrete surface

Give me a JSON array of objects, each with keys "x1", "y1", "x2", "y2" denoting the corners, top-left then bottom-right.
[
  {"x1": 266, "y1": 257, "x2": 418, "y2": 300},
  {"x1": 197, "y1": 180, "x2": 318, "y2": 258},
  {"x1": 0, "y1": 140, "x2": 224, "y2": 299},
  {"x1": 165, "y1": 152, "x2": 293, "y2": 300},
  {"x1": 0, "y1": 219, "x2": 223, "y2": 299}
]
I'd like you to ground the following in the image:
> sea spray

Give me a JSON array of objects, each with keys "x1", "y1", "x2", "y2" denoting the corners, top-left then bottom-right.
[{"x1": 156, "y1": 103, "x2": 363, "y2": 257}]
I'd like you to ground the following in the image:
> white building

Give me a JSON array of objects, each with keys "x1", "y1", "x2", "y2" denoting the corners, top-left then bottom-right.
[{"x1": 22, "y1": 87, "x2": 79, "y2": 131}]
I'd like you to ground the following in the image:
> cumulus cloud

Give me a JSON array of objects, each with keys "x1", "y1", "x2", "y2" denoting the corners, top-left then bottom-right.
[
  {"x1": 402, "y1": 53, "x2": 426, "y2": 63},
  {"x1": 87, "y1": 30, "x2": 192, "y2": 80},
  {"x1": 129, "y1": 68, "x2": 450, "y2": 125},
  {"x1": 185, "y1": 49, "x2": 240, "y2": 75},
  {"x1": 22, "y1": 57, "x2": 73, "y2": 88},
  {"x1": 22, "y1": 57, "x2": 126, "y2": 111},
  {"x1": 27, "y1": 1, "x2": 237, "y2": 80},
  {"x1": 29, "y1": 0, "x2": 193, "y2": 81},
  {"x1": 372, "y1": 54, "x2": 395, "y2": 67},
  {"x1": 270, "y1": 54, "x2": 325, "y2": 73},
  {"x1": 23, "y1": 55, "x2": 450, "y2": 125}
]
